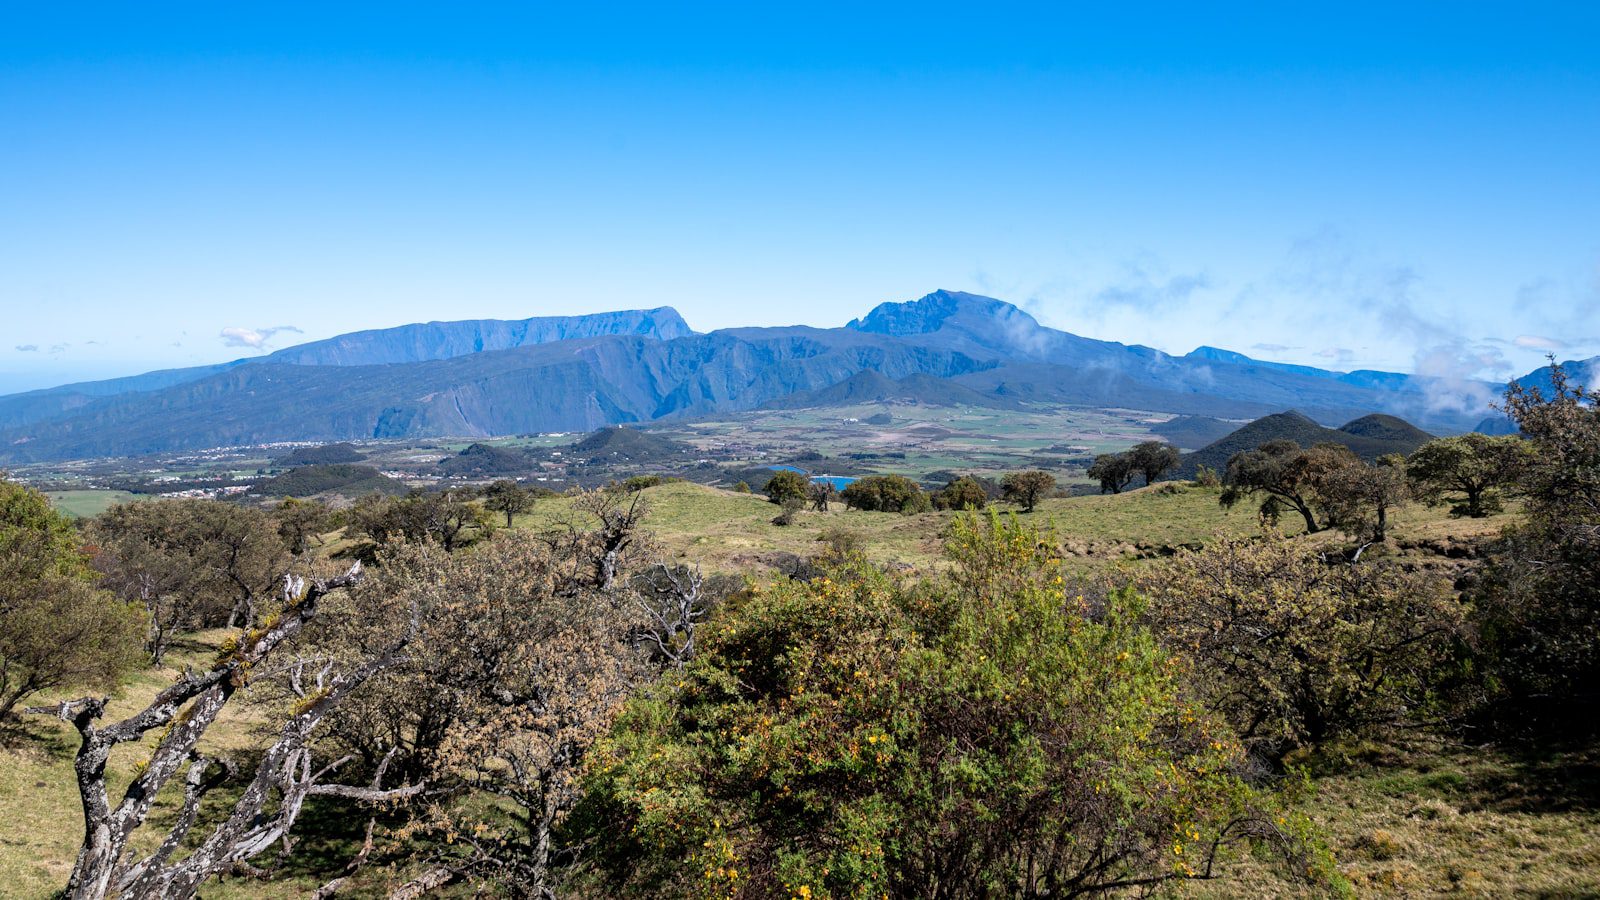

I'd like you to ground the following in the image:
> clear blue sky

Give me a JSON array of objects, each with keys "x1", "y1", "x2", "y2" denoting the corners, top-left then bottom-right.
[{"x1": 2, "y1": 2, "x2": 1597, "y2": 393}]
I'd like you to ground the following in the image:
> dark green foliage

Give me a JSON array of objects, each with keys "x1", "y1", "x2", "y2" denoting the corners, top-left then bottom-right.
[
  {"x1": 579, "y1": 515, "x2": 1336, "y2": 897},
  {"x1": 0, "y1": 479, "x2": 143, "y2": 720},
  {"x1": 254, "y1": 464, "x2": 406, "y2": 498},
  {"x1": 1000, "y1": 469, "x2": 1055, "y2": 511},
  {"x1": 1406, "y1": 433, "x2": 1531, "y2": 518},
  {"x1": 840, "y1": 474, "x2": 924, "y2": 512},
  {"x1": 1086, "y1": 452, "x2": 1137, "y2": 494},
  {"x1": 272, "y1": 442, "x2": 366, "y2": 467},
  {"x1": 1129, "y1": 440, "x2": 1182, "y2": 485},
  {"x1": 931, "y1": 476, "x2": 987, "y2": 511},
  {"x1": 271, "y1": 496, "x2": 332, "y2": 555},
  {"x1": 437, "y1": 442, "x2": 535, "y2": 477},
  {"x1": 763, "y1": 470, "x2": 811, "y2": 505},
  {"x1": 573, "y1": 427, "x2": 693, "y2": 463},
  {"x1": 1469, "y1": 364, "x2": 1600, "y2": 732},
  {"x1": 483, "y1": 479, "x2": 535, "y2": 526}
]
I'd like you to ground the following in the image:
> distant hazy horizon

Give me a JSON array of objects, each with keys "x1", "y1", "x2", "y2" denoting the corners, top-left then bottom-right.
[{"x1": 4, "y1": 4, "x2": 1597, "y2": 393}]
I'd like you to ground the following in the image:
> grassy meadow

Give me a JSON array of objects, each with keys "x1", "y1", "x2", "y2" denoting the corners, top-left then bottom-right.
[{"x1": 4, "y1": 478, "x2": 1591, "y2": 898}]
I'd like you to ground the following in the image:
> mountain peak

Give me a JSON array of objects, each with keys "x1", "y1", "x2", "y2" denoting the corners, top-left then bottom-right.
[{"x1": 846, "y1": 290, "x2": 1036, "y2": 335}]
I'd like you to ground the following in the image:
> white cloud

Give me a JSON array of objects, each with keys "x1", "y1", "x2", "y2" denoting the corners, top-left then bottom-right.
[
  {"x1": 1513, "y1": 334, "x2": 1567, "y2": 351},
  {"x1": 220, "y1": 325, "x2": 303, "y2": 350}
]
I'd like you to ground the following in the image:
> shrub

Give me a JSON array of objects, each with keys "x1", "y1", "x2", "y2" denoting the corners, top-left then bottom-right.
[
  {"x1": 931, "y1": 476, "x2": 988, "y2": 511},
  {"x1": 1193, "y1": 465, "x2": 1222, "y2": 488},
  {"x1": 732, "y1": 480, "x2": 751, "y2": 494},
  {"x1": 579, "y1": 515, "x2": 1338, "y2": 897},
  {"x1": 1134, "y1": 531, "x2": 1464, "y2": 756},
  {"x1": 764, "y1": 470, "x2": 811, "y2": 505},
  {"x1": 772, "y1": 497, "x2": 804, "y2": 526},
  {"x1": 840, "y1": 474, "x2": 923, "y2": 512}
]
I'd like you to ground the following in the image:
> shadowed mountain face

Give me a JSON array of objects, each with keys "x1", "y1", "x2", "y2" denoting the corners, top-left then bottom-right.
[
  {"x1": 0, "y1": 291, "x2": 1499, "y2": 463},
  {"x1": 1177, "y1": 410, "x2": 1436, "y2": 477},
  {"x1": 0, "y1": 308, "x2": 694, "y2": 431}
]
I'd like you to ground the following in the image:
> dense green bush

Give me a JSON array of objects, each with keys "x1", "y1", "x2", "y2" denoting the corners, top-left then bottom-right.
[
  {"x1": 578, "y1": 515, "x2": 1335, "y2": 897},
  {"x1": 1135, "y1": 531, "x2": 1464, "y2": 755},
  {"x1": 840, "y1": 474, "x2": 924, "y2": 513},
  {"x1": 763, "y1": 469, "x2": 811, "y2": 505}
]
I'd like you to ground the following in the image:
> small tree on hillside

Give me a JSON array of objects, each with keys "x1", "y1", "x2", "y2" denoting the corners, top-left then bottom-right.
[
  {"x1": 1086, "y1": 453, "x2": 1137, "y2": 494},
  {"x1": 1128, "y1": 441, "x2": 1182, "y2": 485},
  {"x1": 271, "y1": 497, "x2": 332, "y2": 556},
  {"x1": 1320, "y1": 454, "x2": 1411, "y2": 544},
  {"x1": 932, "y1": 476, "x2": 988, "y2": 511},
  {"x1": 1406, "y1": 433, "x2": 1530, "y2": 518},
  {"x1": 1220, "y1": 440, "x2": 1354, "y2": 533},
  {"x1": 483, "y1": 479, "x2": 534, "y2": 527},
  {"x1": 763, "y1": 470, "x2": 810, "y2": 505},
  {"x1": 1001, "y1": 470, "x2": 1056, "y2": 512},
  {"x1": 0, "y1": 479, "x2": 142, "y2": 721}
]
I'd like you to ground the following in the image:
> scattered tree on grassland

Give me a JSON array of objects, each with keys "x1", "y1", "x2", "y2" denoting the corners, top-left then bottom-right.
[
  {"x1": 840, "y1": 474, "x2": 926, "y2": 513},
  {"x1": 89, "y1": 499, "x2": 293, "y2": 662},
  {"x1": 1134, "y1": 531, "x2": 1463, "y2": 756},
  {"x1": 579, "y1": 514, "x2": 1338, "y2": 898},
  {"x1": 349, "y1": 488, "x2": 494, "y2": 552},
  {"x1": 931, "y1": 475, "x2": 988, "y2": 511},
  {"x1": 1406, "y1": 432, "x2": 1531, "y2": 518},
  {"x1": 1319, "y1": 453, "x2": 1412, "y2": 544},
  {"x1": 1129, "y1": 440, "x2": 1182, "y2": 485},
  {"x1": 1000, "y1": 469, "x2": 1056, "y2": 511},
  {"x1": 1087, "y1": 452, "x2": 1138, "y2": 494},
  {"x1": 482, "y1": 479, "x2": 535, "y2": 527},
  {"x1": 270, "y1": 496, "x2": 332, "y2": 556},
  {"x1": 731, "y1": 480, "x2": 751, "y2": 494},
  {"x1": 762, "y1": 469, "x2": 811, "y2": 505},
  {"x1": 1219, "y1": 440, "x2": 1356, "y2": 533},
  {"x1": 0, "y1": 479, "x2": 142, "y2": 721}
]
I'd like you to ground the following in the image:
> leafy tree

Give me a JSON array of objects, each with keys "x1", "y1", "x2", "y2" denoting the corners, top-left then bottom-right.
[
  {"x1": 1129, "y1": 440, "x2": 1182, "y2": 485},
  {"x1": 1135, "y1": 531, "x2": 1464, "y2": 755},
  {"x1": 89, "y1": 499, "x2": 293, "y2": 661},
  {"x1": 1220, "y1": 440, "x2": 1355, "y2": 533},
  {"x1": 1086, "y1": 452, "x2": 1137, "y2": 494},
  {"x1": 0, "y1": 480, "x2": 142, "y2": 721},
  {"x1": 763, "y1": 469, "x2": 811, "y2": 505},
  {"x1": 483, "y1": 479, "x2": 534, "y2": 527},
  {"x1": 349, "y1": 489, "x2": 493, "y2": 552},
  {"x1": 580, "y1": 515, "x2": 1336, "y2": 897},
  {"x1": 732, "y1": 481, "x2": 751, "y2": 494},
  {"x1": 270, "y1": 496, "x2": 331, "y2": 555},
  {"x1": 840, "y1": 474, "x2": 924, "y2": 512},
  {"x1": 1319, "y1": 454, "x2": 1411, "y2": 544},
  {"x1": 1406, "y1": 433, "x2": 1531, "y2": 518},
  {"x1": 1000, "y1": 469, "x2": 1056, "y2": 512},
  {"x1": 342, "y1": 535, "x2": 647, "y2": 896},
  {"x1": 931, "y1": 475, "x2": 988, "y2": 511}
]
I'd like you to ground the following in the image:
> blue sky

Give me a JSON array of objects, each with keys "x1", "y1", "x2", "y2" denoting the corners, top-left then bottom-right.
[{"x1": 2, "y1": 3, "x2": 1597, "y2": 393}]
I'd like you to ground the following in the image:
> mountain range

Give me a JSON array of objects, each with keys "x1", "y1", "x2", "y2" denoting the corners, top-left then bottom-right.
[{"x1": 0, "y1": 290, "x2": 1585, "y2": 463}]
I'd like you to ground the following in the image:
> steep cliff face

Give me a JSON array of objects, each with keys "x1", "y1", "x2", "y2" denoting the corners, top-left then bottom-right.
[{"x1": 0, "y1": 308, "x2": 694, "y2": 430}]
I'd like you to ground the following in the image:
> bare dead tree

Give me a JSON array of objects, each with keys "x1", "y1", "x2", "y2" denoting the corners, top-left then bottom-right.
[
  {"x1": 541, "y1": 489, "x2": 651, "y2": 592},
  {"x1": 630, "y1": 563, "x2": 710, "y2": 669},
  {"x1": 28, "y1": 564, "x2": 424, "y2": 900}
]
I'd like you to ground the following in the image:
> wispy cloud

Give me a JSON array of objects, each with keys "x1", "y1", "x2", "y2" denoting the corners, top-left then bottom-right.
[
  {"x1": 1513, "y1": 334, "x2": 1567, "y2": 351},
  {"x1": 220, "y1": 325, "x2": 303, "y2": 350},
  {"x1": 1093, "y1": 263, "x2": 1212, "y2": 313},
  {"x1": 14, "y1": 344, "x2": 38, "y2": 352},
  {"x1": 1250, "y1": 342, "x2": 1296, "y2": 353}
]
